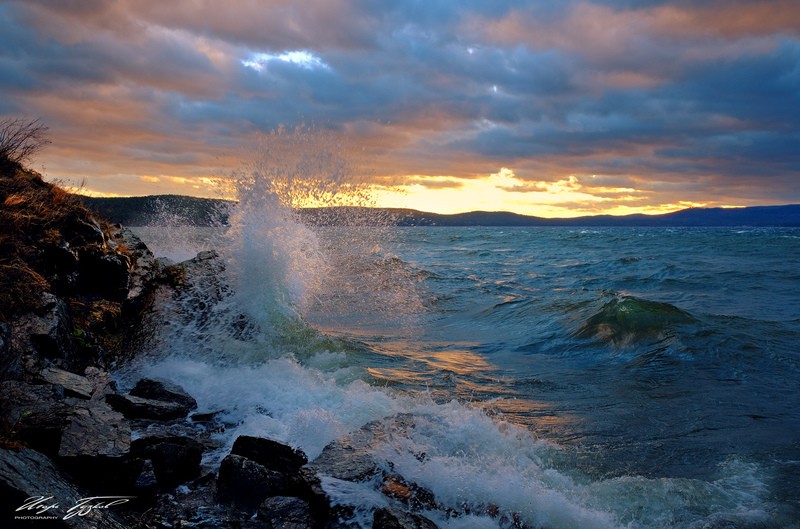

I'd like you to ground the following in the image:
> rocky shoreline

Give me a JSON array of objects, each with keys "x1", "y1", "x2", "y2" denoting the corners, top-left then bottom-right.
[{"x1": 1, "y1": 169, "x2": 447, "y2": 529}]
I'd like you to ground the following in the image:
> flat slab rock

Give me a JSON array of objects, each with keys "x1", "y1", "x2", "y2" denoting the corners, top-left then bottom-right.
[
  {"x1": 58, "y1": 401, "x2": 131, "y2": 459},
  {"x1": 106, "y1": 392, "x2": 191, "y2": 420},
  {"x1": 129, "y1": 377, "x2": 198, "y2": 411},
  {"x1": 39, "y1": 367, "x2": 93, "y2": 399}
]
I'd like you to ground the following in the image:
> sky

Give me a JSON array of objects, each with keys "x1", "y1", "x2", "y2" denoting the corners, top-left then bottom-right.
[{"x1": 1, "y1": 0, "x2": 799, "y2": 217}]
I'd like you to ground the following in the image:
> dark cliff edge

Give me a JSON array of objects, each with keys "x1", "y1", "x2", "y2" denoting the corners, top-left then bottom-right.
[{"x1": 82, "y1": 195, "x2": 800, "y2": 227}]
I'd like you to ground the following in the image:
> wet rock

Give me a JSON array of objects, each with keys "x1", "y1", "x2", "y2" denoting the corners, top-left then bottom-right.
[
  {"x1": 381, "y1": 474, "x2": 437, "y2": 511},
  {"x1": 0, "y1": 447, "x2": 130, "y2": 529},
  {"x1": 0, "y1": 380, "x2": 70, "y2": 455},
  {"x1": 190, "y1": 409, "x2": 224, "y2": 423},
  {"x1": 373, "y1": 506, "x2": 439, "y2": 529},
  {"x1": 231, "y1": 435, "x2": 307, "y2": 473},
  {"x1": 309, "y1": 424, "x2": 384, "y2": 482},
  {"x1": 131, "y1": 435, "x2": 202, "y2": 489},
  {"x1": 258, "y1": 496, "x2": 316, "y2": 529},
  {"x1": 217, "y1": 454, "x2": 291, "y2": 508},
  {"x1": 39, "y1": 366, "x2": 93, "y2": 399},
  {"x1": 106, "y1": 392, "x2": 191, "y2": 420},
  {"x1": 129, "y1": 377, "x2": 198, "y2": 411},
  {"x1": 289, "y1": 468, "x2": 332, "y2": 524}
]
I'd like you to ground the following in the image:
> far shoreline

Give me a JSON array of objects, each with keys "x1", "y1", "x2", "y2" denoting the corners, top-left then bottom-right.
[{"x1": 80, "y1": 194, "x2": 800, "y2": 228}]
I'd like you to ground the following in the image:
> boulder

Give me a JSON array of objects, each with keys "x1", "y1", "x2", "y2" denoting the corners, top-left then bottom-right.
[
  {"x1": 131, "y1": 435, "x2": 202, "y2": 489},
  {"x1": 217, "y1": 454, "x2": 291, "y2": 508},
  {"x1": 0, "y1": 447, "x2": 130, "y2": 529},
  {"x1": 129, "y1": 377, "x2": 197, "y2": 411},
  {"x1": 258, "y1": 496, "x2": 316, "y2": 529},
  {"x1": 39, "y1": 367, "x2": 93, "y2": 399},
  {"x1": 289, "y1": 468, "x2": 332, "y2": 525},
  {"x1": 106, "y1": 393, "x2": 191, "y2": 420},
  {"x1": 373, "y1": 506, "x2": 439, "y2": 529},
  {"x1": 230, "y1": 435, "x2": 307, "y2": 474},
  {"x1": 0, "y1": 380, "x2": 71, "y2": 455}
]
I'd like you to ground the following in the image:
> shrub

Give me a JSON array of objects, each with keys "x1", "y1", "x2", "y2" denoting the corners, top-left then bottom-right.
[{"x1": 0, "y1": 117, "x2": 51, "y2": 171}]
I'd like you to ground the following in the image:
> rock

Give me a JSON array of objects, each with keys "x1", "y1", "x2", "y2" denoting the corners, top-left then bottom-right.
[
  {"x1": 78, "y1": 248, "x2": 131, "y2": 302},
  {"x1": 190, "y1": 409, "x2": 223, "y2": 423},
  {"x1": 258, "y1": 496, "x2": 316, "y2": 529},
  {"x1": 217, "y1": 454, "x2": 291, "y2": 508},
  {"x1": 134, "y1": 458, "x2": 158, "y2": 496},
  {"x1": 39, "y1": 366, "x2": 93, "y2": 399},
  {"x1": 0, "y1": 322, "x2": 11, "y2": 378},
  {"x1": 129, "y1": 377, "x2": 198, "y2": 411},
  {"x1": 57, "y1": 401, "x2": 133, "y2": 488},
  {"x1": 106, "y1": 392, "x2": 191, "y2": 420},
  {"x1": 10, "y1": 292, "x2": 73, "y2": 363},
  {"x1": 381, "y1": 474, "x2": 437, "y2": 511},
  {"x1": 116, "y1": 227, "x2": 159, "y2": 316},
  {"x1": 131, "y1": 435, "x2": 202, "y2": 489},
  {"x1": 0, "y1": 380, "x2": 71, "y2": 455},
  {"x1": 58, "y1": 401, "x2": 131, "y2": 459},
  {"x1": 373, "y1": 506, "x2": 439, "y2": 529},
  {"x1": 84, "y1": 366, "x2": 117, "y2": 400},
  {"x1": 42, "y1": 241, "x2": 80, "y2": 294},
  {"x1": 309, "y1": 433, "x2": 381, "y2": 483},
  {"x1": 65, "y1": 216, "x2": 106, "y2": 246},
  {"x1": 0, "y1": 447, "x2": 130, "y2": 529},
  {"x1": 231, "y1": 435, "x2": 308, "y2": 474},
  {"x1": 289, "y1": 468, "x2": 332, "y2": 525}
]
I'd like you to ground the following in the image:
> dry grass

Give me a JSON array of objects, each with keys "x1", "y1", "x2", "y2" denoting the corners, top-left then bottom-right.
[{"x1": 0, "y1": 166, "x2": 104, "y2": 321}]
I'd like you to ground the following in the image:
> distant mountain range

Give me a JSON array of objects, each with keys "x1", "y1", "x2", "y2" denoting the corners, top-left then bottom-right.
[{"x1": 81, "y1": 195, "x2": 800, "y2": 227}]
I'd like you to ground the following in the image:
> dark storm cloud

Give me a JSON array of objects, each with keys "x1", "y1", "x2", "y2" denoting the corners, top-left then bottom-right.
[{"x1": 0, "y1": 0, "x2": 798, "y2": 208}]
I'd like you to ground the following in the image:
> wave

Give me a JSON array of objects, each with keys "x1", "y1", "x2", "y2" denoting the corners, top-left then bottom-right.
[{"x1": 574, "y1": 294, "x2": 697, "y2": 347}]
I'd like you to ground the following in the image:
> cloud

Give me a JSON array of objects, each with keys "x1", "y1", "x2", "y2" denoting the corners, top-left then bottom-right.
[{"x1": 0, "y1": 0, "x2": 798, "y2": 210}]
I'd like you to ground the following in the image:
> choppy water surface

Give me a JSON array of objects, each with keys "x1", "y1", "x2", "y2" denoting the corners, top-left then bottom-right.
[{"x1": 129, "y1": 223, "x2": 800, "y2": 529}]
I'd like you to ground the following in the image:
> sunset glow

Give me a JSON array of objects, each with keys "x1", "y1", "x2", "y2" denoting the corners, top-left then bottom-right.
[{"x1": 1, "y1": 1, "x2": 798, "y2": 216}]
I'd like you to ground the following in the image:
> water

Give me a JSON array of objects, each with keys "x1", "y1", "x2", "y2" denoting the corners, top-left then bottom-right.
[
  {"x1": 127, "y1": 221, "x2": 800, "y2": 529},
  {"x1": 123, "y1": 130, "x2": 799, "y2": 529}
]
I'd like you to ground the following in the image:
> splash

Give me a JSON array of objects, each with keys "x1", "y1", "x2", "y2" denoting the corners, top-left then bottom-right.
[{"x1": 222, "y1": 125, "x2": 382, "y2": 321}]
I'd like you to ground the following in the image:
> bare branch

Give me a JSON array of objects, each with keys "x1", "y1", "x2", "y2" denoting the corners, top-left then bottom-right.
[{"x1": 0, "y1": 117, "x2": 51, "y2": 169}]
